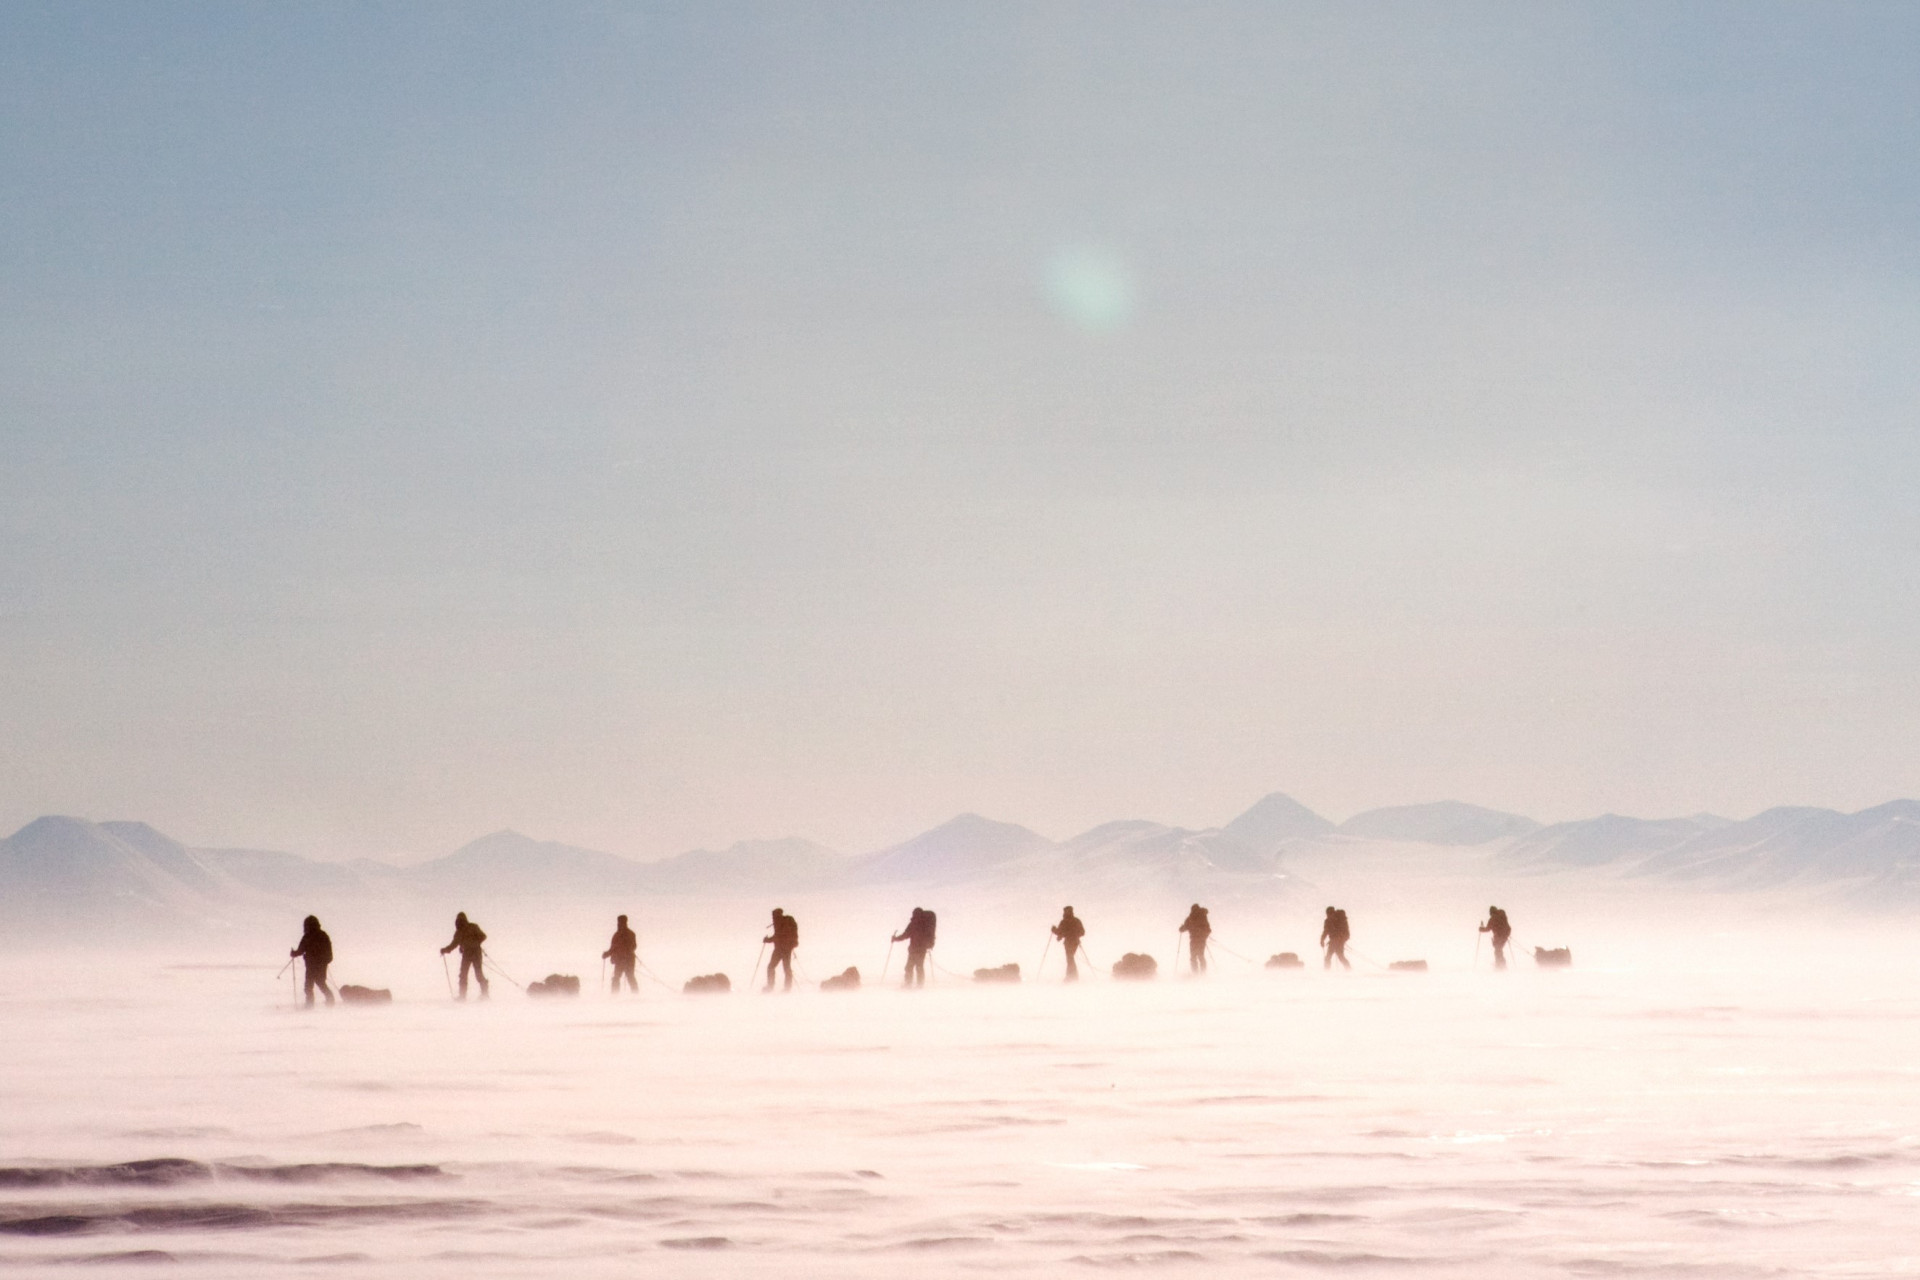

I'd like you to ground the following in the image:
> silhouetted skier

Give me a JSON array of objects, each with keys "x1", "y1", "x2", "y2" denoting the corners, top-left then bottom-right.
[
  {"x1": 892, "y1": 907, "x2": 937, "y2": 988},
  {"x1": 290, "y1": 915, "x2": 334, "y2": 1007},
  {"x1": 1052, "y1": 906, "x2": 1086, "y2": 982},
  {"x1": 604, "y1": 914, "x2": 638, "y2": 993},
  {"x1": 764, "y1": 909, "x2": 799, "y2": 992},
  {"x1": 1178, "y1": 903, "x2": 1212, "y2": 974},
  {"x1": 1480, "y1": 905, "x2": 1512, "y2": 970},
  {"x1": 440, "y1": 912, "x2": 490, "y2": 999},
  {"x1": 1319, "y1": 906, "x2": 1351, "y2": 970}
]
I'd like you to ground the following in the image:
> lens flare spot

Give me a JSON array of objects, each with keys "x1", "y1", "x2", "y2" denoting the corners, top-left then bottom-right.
[{"x1": 1042, "y1": 246, "x2": 1135, "y2": 333}]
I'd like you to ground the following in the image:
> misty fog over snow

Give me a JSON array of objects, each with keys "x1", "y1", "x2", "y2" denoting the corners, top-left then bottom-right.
[
  {"x1": 5, "y1": 925, "x2": 1920, "y2": 1276},
  {"x1": 8, "y1": 795, "x2": 1920, "y2": 1274}
]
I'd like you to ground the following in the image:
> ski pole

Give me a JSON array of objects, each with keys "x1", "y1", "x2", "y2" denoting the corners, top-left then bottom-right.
[
  {"x1": 441, "y1": 952, "x2": 455, "y2": 999},
  {"x1": 750, "y1": 940, "x2": 768, "y2": 991},
  {"x1": 880, "y1": 938, "x2": 895, "y2": 983},
  {"x1": 1035, "y1": 932, "x2": 1052, "y2": 981},
  {"x1": 1473, "y1": 932, "x2": 1482, "y2": 969},
  {"x1": 602, "y1": 956, "x2": 609, "y2": 994}
]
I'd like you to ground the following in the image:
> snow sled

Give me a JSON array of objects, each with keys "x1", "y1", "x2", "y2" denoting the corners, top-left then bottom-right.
[
  {"x1": 1532, "y1": 947, "x2": 1573, "y2": 968},
  {"x1": 1111, "y1": 953, "x2": 1158, "y2": 980},
  {"x1": 821, "y1": 967, "x2": 861, "y2": 992},
  {"x1": 339, "y1": 985, "x2": 391, "y2": 1005},
  {"x1": 683, "y1": 973, "x2": 731, "y2": 995},
  {"x1": 973, "y1": 964, "x2": 1020, "y2": 983},
  {"x1": 1388, "y1": 960, "x2": 1428, "y2": 972},
  {"x1": 1265, "y1": 952, "x2": 1303, "y2": 969},
  {"x1": 527, "y1": 974, "x2": 581, "y2": 997}
]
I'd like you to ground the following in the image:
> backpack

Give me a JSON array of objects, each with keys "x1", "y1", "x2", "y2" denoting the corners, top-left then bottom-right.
[{"x1": 922, "y1": 910, "x2": 937, "y2": 946}]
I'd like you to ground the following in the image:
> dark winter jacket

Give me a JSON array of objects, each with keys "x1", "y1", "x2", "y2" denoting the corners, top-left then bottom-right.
[
  {"x1": 293, "y1": 927, "x2": 333, "y2": 966},
  {"x1": 767, "y1": 914, "x2": 799, "y2": 950},
  {"x1": 893, "y1": 909, "x2": 937, "y2": 952},
  {"x1": 447, "y1": 920, "x2": 487, "y2": 955}
]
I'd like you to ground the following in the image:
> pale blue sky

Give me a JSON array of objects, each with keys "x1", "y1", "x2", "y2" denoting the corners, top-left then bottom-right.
[{"x1": 3, "y1": 3, "x2": 1917, "y2": 858}]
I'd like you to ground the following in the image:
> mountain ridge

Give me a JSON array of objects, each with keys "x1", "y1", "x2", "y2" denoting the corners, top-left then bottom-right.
[{"x1": 6, "y1": 796, "x2": 1919, "y2": 938}]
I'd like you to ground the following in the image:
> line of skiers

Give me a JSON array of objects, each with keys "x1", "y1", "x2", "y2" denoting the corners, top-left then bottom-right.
[{"x1": 286, "y1": 904, "x2": 1524, "y2": 1004}]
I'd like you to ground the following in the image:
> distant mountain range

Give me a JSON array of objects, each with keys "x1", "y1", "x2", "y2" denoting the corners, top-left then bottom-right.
[
  {"x1": 4, "y1": 793, "x2": 1919, "y2": 939},
  {"x1": 1501, "y1": 800, "x2": 1920, "y2": 893}
]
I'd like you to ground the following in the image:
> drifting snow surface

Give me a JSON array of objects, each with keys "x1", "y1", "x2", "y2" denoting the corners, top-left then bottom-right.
[{"x1": 3, "y1": 936, "x2": 1919, "y2": 1278}]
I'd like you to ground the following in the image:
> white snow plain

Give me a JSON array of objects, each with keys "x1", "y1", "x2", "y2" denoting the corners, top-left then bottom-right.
[{"x1": 2, "y1": 925, "x2": 1919, "y2": 1278}]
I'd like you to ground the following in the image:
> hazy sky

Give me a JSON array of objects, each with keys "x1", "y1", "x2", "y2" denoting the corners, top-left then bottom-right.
[{"x1": 4, "y1": 3, "x2": 1918, "y2": 860}]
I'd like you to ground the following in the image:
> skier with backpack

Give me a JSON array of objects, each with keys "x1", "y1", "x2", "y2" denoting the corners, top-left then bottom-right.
[
  {"x1": 289, "y1": 915, "x2": 335, "y2": 1007},
  {"x1": 1052, "y1": 906, "x2": 1087, "y2": 982},
  {"x1": 439, "y1": 912, "x2": 490, "y2": 999},
  {"x1": 1319, "y1": 906, "x2": 1352, "y2": 970},
  {"x1": 1479, "y1": 906, "x2": 1513, "y2": 969},
  {"x1": 1177, "y1": 903, "x2": 1212, "y2": 974},
  {"x1": 764, "y1": 909, "x2": 800, "y2": 992},
  {"x1": 891, "y1": 907, "x2": 938, "y2": 988}
]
